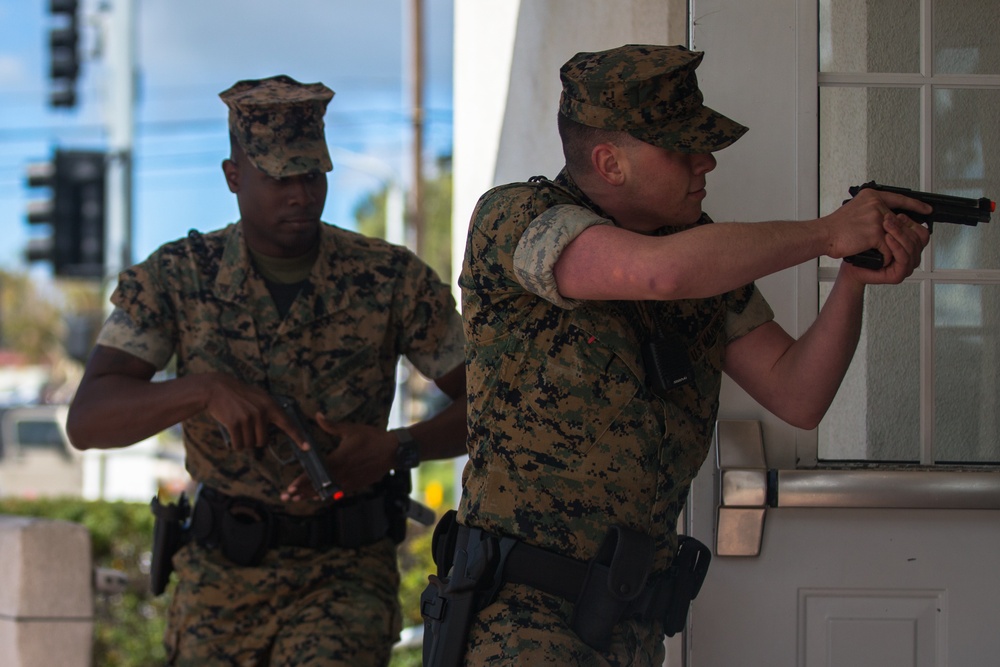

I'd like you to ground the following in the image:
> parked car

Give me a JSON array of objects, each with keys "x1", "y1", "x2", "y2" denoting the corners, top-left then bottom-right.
[
  {"x1": 0, "y1": 404, "x2": 81, "y2": 497},
  {"x1": 0, "y1": 404, "x2": 188, "y2": 500}
]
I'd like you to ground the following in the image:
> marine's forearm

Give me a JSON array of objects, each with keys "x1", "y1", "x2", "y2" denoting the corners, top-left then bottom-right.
[
  {"x1": 761, "y1": 271, "x2": 866, "y2": 428},
  {"x1": 67, "y1": 372, "x2": 209, "y2": 450}
]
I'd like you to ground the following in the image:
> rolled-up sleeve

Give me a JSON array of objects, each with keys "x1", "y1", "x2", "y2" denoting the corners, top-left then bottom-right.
[
  {"x1": 96, "y1": 306, "x2": 175, "y2": 368},
  {"x1": 724, "y1": 288, "x2": 775, "y2": 344},
  {"x1": 512, "y1": 204, "x2": 612, "y2": 309}
]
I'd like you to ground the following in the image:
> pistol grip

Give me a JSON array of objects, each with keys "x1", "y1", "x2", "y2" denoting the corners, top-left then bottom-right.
[{"x1": 844, "y1": 248, "x2": 884, "y2": 270}]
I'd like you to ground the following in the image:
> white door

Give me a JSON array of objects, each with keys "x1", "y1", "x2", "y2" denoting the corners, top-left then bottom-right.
[{"x1": 684, "y1": 1, "x2": 1000, "y2": 666}]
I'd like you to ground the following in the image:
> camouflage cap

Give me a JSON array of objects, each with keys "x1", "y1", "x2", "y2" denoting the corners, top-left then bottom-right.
[
  {"x1": 559, "y1": 44, "x2": 748, "y2": 153},
  {"x1": 219, "y1": 75, "x2": 334, "y2": 179}
]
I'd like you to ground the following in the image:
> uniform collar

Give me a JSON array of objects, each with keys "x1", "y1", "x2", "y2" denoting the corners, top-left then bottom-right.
[
  {"x1": 554, "y1": 167, "x2": 615, "y2": 223},
  {"x1": 212, "y1": 222, "x2": 351, "y2": 325}
]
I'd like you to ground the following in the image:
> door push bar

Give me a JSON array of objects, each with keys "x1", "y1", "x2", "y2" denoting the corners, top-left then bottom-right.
[{"x1": 714, "y1": 420, "x2": 1000, "y2": 557}]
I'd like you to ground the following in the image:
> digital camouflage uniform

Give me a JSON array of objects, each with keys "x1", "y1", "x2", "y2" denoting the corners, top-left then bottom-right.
[
  {"x1": 455, "y1": 46, "x2": 773, "y2": 665},
  {"x1": 96, "y1": 76, "x2": 465, "y2": 667}
]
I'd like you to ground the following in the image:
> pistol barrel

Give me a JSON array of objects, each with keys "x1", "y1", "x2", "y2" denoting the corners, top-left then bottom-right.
[{"x1": 849, "y1": 181, "x2": 994, "y2": 226}]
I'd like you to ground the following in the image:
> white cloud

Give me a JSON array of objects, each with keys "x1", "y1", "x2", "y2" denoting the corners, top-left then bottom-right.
[{"x1": 0, "y1": 54, "x2": 24, "y2": 84}]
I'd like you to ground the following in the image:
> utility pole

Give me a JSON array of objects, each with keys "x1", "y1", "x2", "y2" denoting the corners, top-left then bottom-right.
[
  {"x1": 395, "y1": 0, "x2": 425, "y2": 441},
  {"x1": 102, "y1": 0, "x2": 136, "y2": 312},
  {"x1": 407, "y1": 0, "x2": 425, "y2": 258}
]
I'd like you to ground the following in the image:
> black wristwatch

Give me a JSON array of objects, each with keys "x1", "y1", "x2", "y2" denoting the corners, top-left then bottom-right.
[{"x1": 392, "y1": 428, "x2": 420, "y2": 470}]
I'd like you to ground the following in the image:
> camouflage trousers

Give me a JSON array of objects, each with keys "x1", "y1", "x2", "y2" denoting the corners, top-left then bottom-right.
[
  {"x1": 165, "y1": 538, "x2": 402, "y2": 666},
  {"x1": 464, "y1": 582, "x2": 666, "y2": 667}
]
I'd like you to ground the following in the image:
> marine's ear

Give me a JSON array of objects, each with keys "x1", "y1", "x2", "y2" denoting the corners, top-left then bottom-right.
[
  {"x1": 590, "y1": 142, "x2": 627, "y2": 187},
  {"x1": 222, "y1": 158, "x2": 240, "y2": 194}
]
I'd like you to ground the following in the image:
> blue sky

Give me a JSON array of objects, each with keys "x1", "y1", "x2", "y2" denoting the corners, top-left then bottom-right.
[{"x1": 0, "y1": 0, "x2": 454, "y2": 274}]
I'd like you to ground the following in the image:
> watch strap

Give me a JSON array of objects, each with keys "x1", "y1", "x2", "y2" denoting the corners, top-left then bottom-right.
[{"x1": 392, "y1": 428, "x2": 420, "y2": 470}]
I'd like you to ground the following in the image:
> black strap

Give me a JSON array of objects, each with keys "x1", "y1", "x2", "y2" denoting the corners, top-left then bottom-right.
[
  {"x1": 503, "y1": 540, "x2": 589, "y2": 603},
  {"x1": 270, "y1": 495, "x2": 389, "y2": 549}
]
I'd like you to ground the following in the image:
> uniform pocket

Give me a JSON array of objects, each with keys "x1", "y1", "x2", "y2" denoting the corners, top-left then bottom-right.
[{"x1": 503, "y1": 324, "x2": 640, "y2": 459}]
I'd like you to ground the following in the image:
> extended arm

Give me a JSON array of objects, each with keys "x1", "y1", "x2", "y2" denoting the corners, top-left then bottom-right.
[
  {"x1": 554, "y1": 188, "x2": 931, "y2": 302},
  {"x1": 721, "y1": 214, "x2": 929, "y2": 429}
]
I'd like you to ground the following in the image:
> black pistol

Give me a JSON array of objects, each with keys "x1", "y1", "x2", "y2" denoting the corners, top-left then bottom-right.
[
  {"x1": 843, "y1": 181, "x2": 995, "y2": 269},
  {"x1": 273, "y1": 394, "x2": 343, "y2": 502}
]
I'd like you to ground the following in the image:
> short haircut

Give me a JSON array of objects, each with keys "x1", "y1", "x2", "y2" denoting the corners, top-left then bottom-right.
[{"x1": 557, "y1": 113, "x2": 641, "y2": 177}]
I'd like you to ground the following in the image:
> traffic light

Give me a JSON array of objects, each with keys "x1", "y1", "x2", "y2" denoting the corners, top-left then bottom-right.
[
  {"x1": 24, "y1": 149, "x2": 106, "y2": 278},
  {"x1": 47, "y1": 0, "x2": 80, "y2": 108}
]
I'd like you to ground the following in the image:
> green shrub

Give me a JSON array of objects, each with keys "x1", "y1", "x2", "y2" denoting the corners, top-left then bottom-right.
[{"x1": 0, "y1": 496, "x2": 439, "y2": 666}]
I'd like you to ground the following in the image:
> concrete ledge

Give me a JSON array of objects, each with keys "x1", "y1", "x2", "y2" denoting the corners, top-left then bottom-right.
[
  {"x1": 0, "y1": 515, "x2": 94, "y2": 667},
  {"x1": 0, "y1": 619, "x2": 93, "y2": 667}
]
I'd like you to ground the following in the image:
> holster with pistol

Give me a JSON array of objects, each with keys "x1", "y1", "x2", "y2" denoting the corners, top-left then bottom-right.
[{"x1": 149, "y1": 492, "x2": 191, "y2": 596}]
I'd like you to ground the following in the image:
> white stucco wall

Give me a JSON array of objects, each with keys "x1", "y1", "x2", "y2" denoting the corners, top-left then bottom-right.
[{"x1": 452, "y1": 0, "x2": 688, "y2": 295}]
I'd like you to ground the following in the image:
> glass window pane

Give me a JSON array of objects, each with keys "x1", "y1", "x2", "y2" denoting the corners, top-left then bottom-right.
[
  {"x1": 819, "y1": 87, "x2": 921, "y2": 268},
  {"x1": 820, "y1": 0, "x2": 920, "y2": 73},
  {"x1": 934, "y1": 284, "x2": 1000, "y2": 462},
  {"x1": 17, "y1": 420, "x2": 65, "y2": 450},
  {"x1": 934, "y1": 0, "x2": 1000, "y2": 74},
  {"x1": 819, "y1": 282, "x2": 922, "y2": 461},
  {"x1": 932, "y1": 88, "x2": 1000, "y2": 270}
]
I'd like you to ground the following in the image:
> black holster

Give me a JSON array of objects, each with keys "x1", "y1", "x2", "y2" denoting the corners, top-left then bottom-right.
[
  {"x1": 149, "y1": 493, "x2": 191, "y2": 596},
  {"x1": 420, "y1": 510, "x2": 515, "y2": 667},
  {"x1": 569, "y1": 531, "x2": 712, "y2": 647},
  {"x1": 419, "y1": 564, "x2": 479, "y2": 667},
  {"x1": 571, "y1": 525, "x2": 655, "y2": 652},
  {"x1": 659, "y1": 535, "x2": 712, "y2": 636}
]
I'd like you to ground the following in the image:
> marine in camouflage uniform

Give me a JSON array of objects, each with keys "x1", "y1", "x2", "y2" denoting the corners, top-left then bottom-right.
[
  {"x1": 452, "y1": 44, "x2": 931, "y2": 665},
  {"x1": 66, "y1": 75, "x2": 467, "y2": 666},
  {"x1": 457, "y1": 46, "x2": 770, "y2": 666}
]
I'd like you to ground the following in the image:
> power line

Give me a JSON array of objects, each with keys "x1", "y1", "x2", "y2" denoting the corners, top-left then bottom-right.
[{"x1": 0, "y1": 108, "x2": 453, "y2": 145}]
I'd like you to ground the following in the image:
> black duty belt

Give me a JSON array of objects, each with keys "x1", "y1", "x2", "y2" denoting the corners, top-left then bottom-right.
[
  {"x1": 422, "y1": 512, "x2": 712, "y2": 658},
  {"x1": 444, "y1": 516, "x2": 711, "y2": 641},
  {"x1": 500, "y1": 535, "x2": 698, "y2": 625},
  {"x1": 191, "y1": 486, "x2": 390, "y2": 565}
]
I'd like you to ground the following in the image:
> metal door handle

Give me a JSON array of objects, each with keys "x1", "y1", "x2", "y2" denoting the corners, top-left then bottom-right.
[{"x1": 715, "y1": 420, "x2": 1000, "y2": 557}]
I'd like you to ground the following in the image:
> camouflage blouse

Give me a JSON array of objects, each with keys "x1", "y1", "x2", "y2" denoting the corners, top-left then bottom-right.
[
  {"x1": 97, "y1": 222, "x2": 464, "y2": 513},
  {"x1": 457, "y1": 169, "x2": 773, "y2": 572}
]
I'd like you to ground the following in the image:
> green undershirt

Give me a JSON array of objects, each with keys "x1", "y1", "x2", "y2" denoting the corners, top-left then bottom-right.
[{"x1": 249, "y1": 245, "x2": 319, "y2": 318}]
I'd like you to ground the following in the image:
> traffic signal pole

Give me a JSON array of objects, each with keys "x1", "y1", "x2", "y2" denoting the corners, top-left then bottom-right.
[{"x1": 25, "y1": 0, "x2": 134, "y2": 292}]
